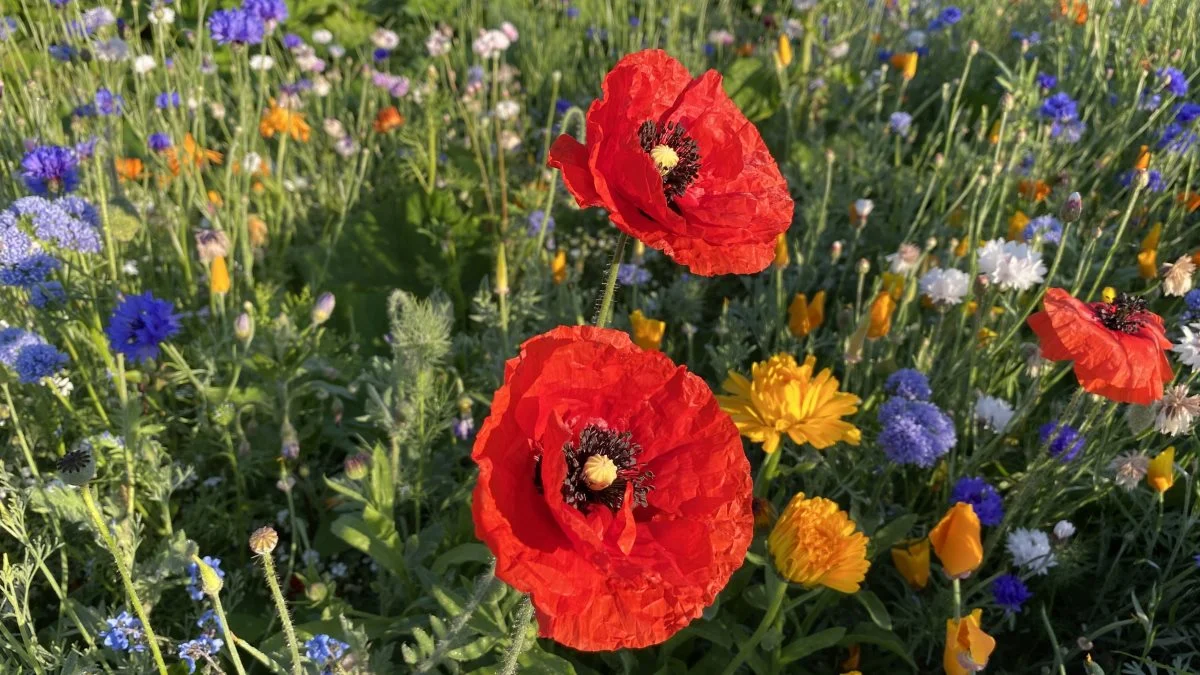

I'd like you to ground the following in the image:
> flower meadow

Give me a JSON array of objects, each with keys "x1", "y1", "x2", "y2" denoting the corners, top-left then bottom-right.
[{"x1": 3, "y1": 0, "x2": 1200, "y2": 673}]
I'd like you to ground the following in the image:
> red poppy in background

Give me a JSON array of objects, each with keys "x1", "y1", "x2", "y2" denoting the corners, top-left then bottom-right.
[
  {"x1": 471, "y1": 326, "x2": 753, "y2": 651},
  {"x1": 548, "y1": 50, "x2": 793, "y2": 276},
  {"x1": 1028, "y1": 288, "x2": 1173, "y2": 405}
]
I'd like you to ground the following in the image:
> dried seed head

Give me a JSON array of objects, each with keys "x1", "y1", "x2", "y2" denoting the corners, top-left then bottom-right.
[{"x1": 249, "y1": 526, "x2": 279, "y2": 555}]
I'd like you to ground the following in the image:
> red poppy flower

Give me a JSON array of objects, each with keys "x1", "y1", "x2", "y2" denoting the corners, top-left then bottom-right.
[
  {"x1": 471, "y1": 326, "x2": 753, "y2": 651},
  {"x1": 547, "y1": 50, "x2": 793, "y2": 276},
  {"x1": 1028, "y1": 288, "x2": 1173, "y2": 404}
]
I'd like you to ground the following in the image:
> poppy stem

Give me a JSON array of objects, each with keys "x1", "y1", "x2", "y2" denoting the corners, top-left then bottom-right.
[
  {"x1": 952, "y1": 578, "x2": 962, "y2": 620},
  {"x1": 594, "y1": 232, "x2": 629, "y2": 328},
  {"x1": 721, "y1": 575, "x2": 788, "y2": 675}
]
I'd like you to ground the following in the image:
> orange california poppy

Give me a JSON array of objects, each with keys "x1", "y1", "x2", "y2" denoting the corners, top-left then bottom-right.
[
  {"x1": 374, "y1": 106, "x2": 405, "y2": 133},
  {"x1": 116, "y1": 157, "x2": 144, "y2": 182}
]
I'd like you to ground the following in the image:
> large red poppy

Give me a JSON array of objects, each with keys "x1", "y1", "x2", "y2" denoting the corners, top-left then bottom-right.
[
  {"x1": 547, "y1": 50, "x2": 793, "y2": 276},
  {"x1": 1028, "y1": 288, "x2": 1173, "y2": 405},
  {"x1": 471, "y1": 326, "x2": 753, "y2": 651}
]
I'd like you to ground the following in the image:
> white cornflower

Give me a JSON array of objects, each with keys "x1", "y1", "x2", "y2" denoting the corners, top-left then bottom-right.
[
  {"x1": 977, "y1": 239, "x2": 1046, "y2": 291},
  {"x1": 500, "y1": 22, "x2": 520, "y2": 42},
  {"x1": 494, "y1": 100, "x2": 520, "y2": 120},
  {"x1": 1161, "y1": 255, "x2": 1196, "y2": 297},
  {"x1": 148, "y1": 7, "x2": 175, "y2": 25},
  {"x1": 1053, "y1": 520, "x2": 1076, "y2": 540},
  {"x1": 974, "y1": 394, "x2": 1014, "y2": 432},
  {"x1": 371, "y1": 28, "x2": 400, "y2": 50},
  {"x1": 827, "y1": 41, "x2": 850, "y2": 59},
  {"x1": 1006, "y1": 528, "x2": 1057, "y2": 576},
  {"x1": 1155, "y1": 384, "x2": 1200, "y2": 436},
  {"x1": 122, "y1": 260, "x2": 139, "y2": 276},
  {"x1": 1173, "y1": 324, "x2": 1200, "y2": 371},
  {"x1": 323, "y1": 118, "x2": 347, "y2": 139},
  {"x1": 708, "y1": 29, "x2": 735, "y2": 46},
  {"x1": 472, "y1": 29, "x2": 511, "y2": 59},
  {"x1": 426, "y1": 29, "x2": 451, "y2": 57},
  {"x1": 311, "y1": 29, "x2": 333, "y2": 44},
  {"x1": 886, "y1": 243, "x2": 921, "y2": 274},
  {"x1": 919, "y1": 267, "x2": 970, "y2": 305},
  {"x1": 94, "y1": 38, "x2": 129, "y2": 62},
  {"x1": 133, "y1": 54, "x2": 156, "y2": 75},
  {"x1": 241, "y1": 153, "x2": 263, "y2": 174},
  {"x1": 312, "y1": 77, "x2": 331, "y2": 97},
  {"x1": 327, "y1": 44, "x2": 345, "y2": 59},
  {"x1": 906, "y1": 29, "x2": 928, "y2": 49},
  {"x1": 249, "y1": 55, "x2": 275, "y2": 71},
  {"x1": 1109, "y1": 451, "x2": 1149, "y2": 490},
  {"x1": 852, "y1": 198, "x2": 874, "y2": 222}
]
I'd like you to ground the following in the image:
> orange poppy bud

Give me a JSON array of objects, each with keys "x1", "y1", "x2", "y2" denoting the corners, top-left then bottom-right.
[
  {"x1": 773, "y1": 233, "x2": 790, "y2": 269},
  {"x1": 788, "y1": 291, "x2": 826, "y2": 338},
  {"x1": 1147, "y1": 446, "x2": 1175, "y2": 493},
  {"x1": 210, "y1": 255, "x2": 231, "y2": 295},
  {"x1": 551, "y1": 250, "x2": 568, "y2": 284},
  {"x1": 867, "y1": 291, "x2": 896, "y2": 339},
  {"x1": 1133, "y1": 145, "x2": 1151, "y2": 172},
  {"x1": 929, "y1": 502, "x2": 983, "y2": 579},
  {"x1": 891, "y1": 538, "x2": 931, "y2": 589}
]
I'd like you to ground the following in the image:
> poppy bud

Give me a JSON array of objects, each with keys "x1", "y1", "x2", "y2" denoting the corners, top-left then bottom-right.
[
  {"x1": 344, "y1": 453, "x2": 370, "y2": 480},
  {"x1": 891, "y1": 539, "x2": 930, "y2": 589},
  {"x1": 210, "y1": 255, "x2": 231, "y2": 295},
  {"x1": 234, "y1": 312, "x2": 253, "y2": 343},
  {"x1": 57, "y1": 446, "x2": 96, "y2": 486},
  {"x1": 929, "y1": 502, "x2": 983, "y2": 579},
  {"x1": 1146, "y1": 446, "x2": 1175, "y2": 493},
  {"x1": 1060, "y1": 192, "x2": 1082, "y2": 223},
  {"x1": 312, "y1": 292, "x2": 335, "y2": 325},
  {"x1": 773, "y1": 233, "x2": 790, "y2": 269},
  {"x1": 830, "y1": 240, "x2": 843, "y2": 261},
  {"x1": 249, "y1": 526, "x2": 279, "y2": 555},
  {"x1": 856, "y1": 258, "x2": 870, "y2": 276},
  {"x1": 280, "y1": 418, "x2": 299, "y2": 459},
  {"x1": 194, "y1": 556, "x2": 224, "y2": 596},
  {"x1": 774, "y1": 35, "x2": 793, "y2": 70},
  {"x1": 495, "y1": 246, "x2": 509, "y2": 297}
]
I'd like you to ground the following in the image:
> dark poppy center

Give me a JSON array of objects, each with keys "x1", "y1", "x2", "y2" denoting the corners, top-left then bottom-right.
[
  {"x1": 534, "y1": 424, "x2": 654, "y2": 514},
  {"x1": 1094, "y1": 293, "x2": 1148, "y2": 333},
  {"x1": 638, "y1": 120, "x2": 701, "y2": 202},
  {"x1": 57, "y1": 448, "x2": 90, "y2": 473}
]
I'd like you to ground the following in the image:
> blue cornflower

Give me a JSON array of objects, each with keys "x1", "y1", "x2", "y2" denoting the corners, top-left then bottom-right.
[
  {"x1": 876, "y1": 49, "x2": 893, "y2": 63},
  {"x1": 950, "y1": 476, "x2": 1004, "y2": 526},
  {"x1": 75, "y1": 137, "x2": 98, "y2": 161},
  {"x1": 197, "y1": 609, "x2": 219, "y2": 630},
  {"x1": 74, "y1": 103, "x2": 97, "y2": 118},
  {"x1": 1140, "y1": 92, "x2": 1163, "y2": 111},
  {"x1": 48, "y1": 44, "x2": 76, "y2": 61},
  {"x1": 29, "y1": 281, "x2": 66, "y2": 308},
  {"x1": 283, "y1": 33, "x2": 303, "y2": 49},
  {"x1": 1051, "y1": 119, "x2": 1086, "y2": 143},
  {"x1": 885, "y1": 369, "x2": 931, "y2": 401},
  {"x1": 1024, "y1": 215, "x2": 1062, "y2": 244},
  {"x1": 1012, "y1": 30, "x2": 1041, "y2": 45},
  {"x1": 99, "y1": 611, "x2": 146, "y2": 653},
  {"x1": 57, "y1": 195, "x2": 101, "y2": 230},
  {"x1": 1182, "y1": 289, "x2": 1200, "y2": 324},
  {"x1": 629, "y1": 16, "x2": 641, "y2": 27},
  {"x1": 1158, "y1": 123, "x2": 1199, "y2": 153},
  {"x1": 372, "y1": 47, "x2": 390, "y2": 62},
  {"x1": 1120, "y1": 169, "x2": 1166, "y2": 192},
  {"x1": 0, "y1": 254, "x2": 60, "y2": 287},
  {"x1": 566, "y1": 6, "x2": 580, "y2": 19},
  {"x1": 0, "y1": 17, "x2": 18, "y2": 41},
  {"x1": 177, "y1": 635, "x2": 223, "y2": 674},
  {"x1": 94, "y1": 87, "x2": 123, "y2": 116},
  {"x1": 149, "y1": 132, "x2": 172, "y2": 152},
  {"x1": 155, "y1": 91, "x2": 181, "y2": 109},
  {"x1": 452, "y1": 415, "x2": 475, "y2": 440},
  {"x1": 555, "y1": 98, "x2": 573, "y2": 116},
  {"x1": 0, "y1": 328, "x2": 42, "y2": 366},
  {"x1": 1039, "y1": 421, "x2": 1086, "y2": 461},
  {"x1": 83, "y1": 7, "x2": 116, "y2": 33},
  {"x1": 889, "y1": 111, "x2": 913, "y2": 137},
  {"x1": 6, "y1": 196, "x2": 103, "y2": 254},
  {"x1": 992, "y1": 574, "x2": 1032, "y2": 614},
  {"x1": 21, "y1": 145, "x2": 80, "y2": 195},
  {"x1": 1158, "y1": 67, "x2": 1188, "y2": 97},
  {"x1": 185, "y1": 556, "x2": 225, "y2": 601},
  {"x1": 1175, "y1": 102, "x2": 1200, "y2": 125},
  {"x1": 208, "y1": 8, "x2": 264, "y2": 46},
  {"x1": 527, "y1": 210, "x2": 554, "y2": 238},
  {"x1": 243, "y1": 0, "x2": 288, "y2": 27},
  {"x1": 938, "y1": 7, "x2": 963, "y2": 25},
  {"x1": 305, "y1": 634, "x2": 349, "y2": 675},
  {"x1": 1039, "y1": 92, "x2": 1079, "y2": 122},
  {"x1": 1035, "y1": 72, "x2": 1057, "y2": 90},
  {"x1": 105, "y1": 292, "x2": 182, "y2": 363},
  {"x1": 877, "y1": 398, "x2": 956, "y2": 467},
  {"x1": 14, "y1": 343, "x2": 67, "y2": 383},
  {"x1": 617, "y1": 263, "x2": 651, "y2": 287}
]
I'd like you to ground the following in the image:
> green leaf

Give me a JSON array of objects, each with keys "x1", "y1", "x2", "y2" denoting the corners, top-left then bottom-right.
[
  {"x1": 448, "y1": 636, "x2": 498, "y2": 661},
  {"x1": 369, "y1": 444, "x2": 393, "y2": 512},
  {"x1": 517, "y1": 649, "x2": 579, "y2": 674},
  {"x1": 430, "y1": 585, "x2": 464, "y2": 617},
  {"x1": 322, "y1": 476, "x2": 369, "y2": 505},
  {"x1": 870, "y1": 513, "x2": 919, "y2": 554},
  {"x1": 723, "y1": 58, "x2": 780, "y2": 122},
  {"x1": 779, "y1": 626, "x2": 846, "y2": 665},
  {"x1": 841, "y1": 623, "x2": 917, "y2": 670},
  {"x1": 854, "y1": 590, "x2": 892, "y2": 630},
  {"x1": 432, "y1": 543, "x2": 492, "y2": 575},
  {"x1": 330, "y1": 514, "x2": 405, "y2": 577}
]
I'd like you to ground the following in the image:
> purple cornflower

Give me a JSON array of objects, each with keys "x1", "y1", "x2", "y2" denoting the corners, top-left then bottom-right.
[
  {"x1": 1158, "y1": 67, "x2": 1188, "y2": 97},
  {"x1": 243, "y1": 0, "x2": 288, "y2": 28},
  {"x1": 992, "y1": 574, "x2": 1032, "y2": 614},
  {"x1": 452, "y1": 415, "x2": 475, "y2": 440},
  {"x1": 7, "y1": 196, "x2": 102, "y2": 254},
  {"x1": 74, "y1": 137, "x2": 98, "y2": 160},
  {"x1": 208, "y1": 8, "x2": 264, "y2": 46},
  {"x1": 1051, "y1": 119, "x2": 1086, "y2": 143},
  {"x1": 283, "y1": 33, "x2": 303, "y2": 49},
  {"x1": 889, "y1": 111, "x2": 913, "y2": 137},
  {"x1": 83, "y1": 7, "x2": 116, "y2": 33},
  {"x1": 155, "y1": 91, "x2": 181, "y2": 109},
  {"x1": 99, "y1": 612, "x2": 146, "y2": 653},
  {"x1": 950, "y1": 476, "x2": 1004, "y2": 526},
  {"x1": 527, "y1": 210, "x2": 554, "y2": 238},
  {"x1": 0, "y1": 328, "x2": 42, "y2": 366},
  {"x1": 148, "y1": 132, "x2": 172, "y2": 152},
  {"x1": 49, "y1": 44, "x2": 76, "y2": 61},
  {"x1": 1039, "y1": 92, "x2": 1079, "y2": 122},
  {"x1": 14, "y1": 343, "x2": 68, "y2": 383},
  {"x1": 0, "y1": 17, "x2": 18, "y2": 41},
  {"x1": 105, "y1": 292, "x2": 182, "y2": 362},
  {"x1": 29, "y1": 281, "x2": 66, "y2": 308},
  {"x1": 1036, "y1": 72, "x2": 1057, "y2": 90},
  {"x1": 371, "y1": 72, "x2": 409, "y2": 97},
  {"x1": 21, "y1": 145, "x2": 79, "y2": 195},
  {"x1": 1120, "y1": 169, "x2": 1165, "y2": 192},
  {"x1": 566, "y1": 6, "x2": 580, "y2": 19},
  {"x1": 617, "y1": 263, "x2": 651, "y2": 286},
  {"x1": 1039, "y1": 421, "x2": 1085, "y2": 461},
  {"x1": 1024, "y1": 215, "x2": 1062, "y2": 244},
  {"x1": 877, "y1": 398, "x2": 956, "y2": 467},
  {"x1": 94, "y1": 87, "x2": 123, "y2": 116},
  {"x1": 885, "y1": 369, "x2": 931, "y2": 401}
]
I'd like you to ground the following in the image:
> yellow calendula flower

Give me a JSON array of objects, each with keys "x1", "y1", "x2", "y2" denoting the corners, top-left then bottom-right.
[
  {"x1": 787, "y1": 291, "x2": 825, "y2": 338},
  {"x1": 260, "y1": 98, "x2": 311, "y2": 142},
  {"x1": 209, "y1": 255, "x2": 231, "y2": 295},
  {"x1": 774, "y1": 35, "x2": 793, "y2": 70},
  {"x1": 551, "y1": 250, "x2": 568, "y2": 285},
  {"x1": 1147, "y1": 446, "x2": 1175, "y2": 493},
  {"x1": 944, "y1": 609, "x2": 996, "y2": 675},
  {"x1": 718, "y1": 354, "x2": 861, "y2": 454},
  {"x1": 930, "y1": 502, "x2": 983, "y2": 579},
  {"x1": 867, "y1": 291, "x2": 896, "y2": 339},
  {"x1": 773, "y1": 232, "x2": 790, "y2": 269},
  {"x1": 1138, "y1": 223, "x2": 1162, "y2": 279},
  {"x1": 891, "y1": 538, "x2": 931, "y2": 589},
  {"x1": 1007, "y1": 210, "x2": 1031, "y2": 241},
  {"x1": 768, "y1": 493, "x2": 871, "y2": 593},
  {"x1": 629, "y1": 310, "x2": 665, "y2": 352}
]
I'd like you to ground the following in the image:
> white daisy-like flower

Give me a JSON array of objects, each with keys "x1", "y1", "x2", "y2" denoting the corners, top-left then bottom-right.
[
  {"x1": 1006, "y1": 528, "x2": 1057, "y2": 575},
  {"x1": 426, "y1": 29, "x2": 452, "y2": 57},
  {"x1": 974, "y1": 394, "x2": 1014, "y2": 432},
  {"x1": 132, "y1": 54, "x2": 156, "y2": 75},
  {"x1": 1161, "y1": 255, "x2": 1196, "y2": 297},
  {"x1": 1053, "y1": 520, "x2": 1076, "y2": 540},
  {"x1": 886, "y1": 243, "x2": 921, "y2": 274},
  {"x1": 977, "y1": 239, "x2": 1046, "y2": 291},
  {"x1": 1109, "y1": 451, "x2": 1149, "y2": 490},
  {"x1": 472, "y1": 29, "x2": 511, "y2": 59},
  {"x1": 94, "y1": 38, "x2": 129, "y2": 62},
  {"x1": 499, "y1": 21, "x2": 519, "y2": 42},
  {"x1": 371, "y1": 28, "x2": 399, "y2": 50},
  {"x1": 919, "y1": 267, "x2": 971, "y2": 305},
  {"x1": 249, "y1": 55, "x2": 275, "y2": 71},
  {"x1": 707, "y1": 29, "x2": 735, "y2": 46},
  {"x1": 494, "y1": 100, "x2": 520, "y2": 121},
  {"x1": 311, "y1": 29, "x2": 333, "y2": 45},
  {"x1": 148, "y1": 7, "x2": 175, "y2": 25},
  {"x1": 1155, "y1": 384, "x2": 1200, "y2": 436},
  {"x1": 1173, "y1": 323, "x2": 1200, "y2": 371}
]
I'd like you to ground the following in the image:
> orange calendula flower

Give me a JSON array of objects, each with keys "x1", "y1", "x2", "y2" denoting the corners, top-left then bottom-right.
[
  {"x1": 867, "y1": 290, "x2": 896, "y2": 339},
  {"x1": 248, "y1": 216, "x2": 269, "y2": 247},
  {"x1": 1007, "y1": 210, "x2": 1031, "y2": 241},
  {"x1": 890, "y1": 52, "x2": 918, "y2": 80},
  {"x1": 1138, "y1": 223, "x2": 1162, "y2": 279},
  {"x1": 944, "y1": 609, "x2": 996, "y2": 675},
  {"x1": 172, "y1": 133, "x2": 223, "y2": 175},
  {"x1": 768, "y1": 493, "x2": 870, "y2": 593},
  {"x1": 1018, "y1": 179, "x2": 1051, "y2": 203},
  {"x1": 260, "y1": 99, "x2": 311, "y2": 142},
  {"x1": 210, "y1": 255, "x2": 231, "y2": 295},
  {"x1": 891, "y1": 538, "x2": 931, "y2": 589},
  {"x1": 718, "y1": 354, "x2": 861, "y2": 453},
  {"x1": 116, "y1": 157, "x2": 144, "y2": 182},
  {"x1": 787, "y1": 291, "x2": 825, "y2": 338},
  {"x1": 629, "y1": 310, "x2": 666, "y2": 352},
  {"x1": 773, "y1": 233, "x2": 790, "y2": 269},
  {"x1": 1147, "y1": 446, "x2": 1175, "y2": 493},
  {"x1": 374, "y1": 106, "x2": 404, "y2": 133},
  {"x1": 929, "y1": 502, "x2": 983, "y2": 579},
  {"x1": 551, "y1": 250, "x2": 567, "y2": 284}
]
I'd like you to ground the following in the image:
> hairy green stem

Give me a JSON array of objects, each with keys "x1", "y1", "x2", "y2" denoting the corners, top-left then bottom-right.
[
  {"x1": 594, "y1": 232, "x2": 629, "y2": 328},
  {"x1": 257, "y1": 550, "x2": 303, "y2": 675}
]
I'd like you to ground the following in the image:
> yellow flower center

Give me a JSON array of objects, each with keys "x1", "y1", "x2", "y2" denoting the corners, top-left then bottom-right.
[
  {"x1": 582, "y1": 454, "x2": 618, "y2": 491},
  {"x1": 650, "y1": 144, "x2": 680, "y2": 176}
]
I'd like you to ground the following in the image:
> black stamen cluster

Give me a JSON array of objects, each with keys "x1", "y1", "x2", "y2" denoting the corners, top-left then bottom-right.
[
  {"x1": 556, "y1": 424, "x2": 653, "y2": 514},
  {"x1": 638, "y1": 120, "x2": 701, "y2": 201},
  {"x1": 1095, "y1": 293, "x2": 1149, "y2": 334}
]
